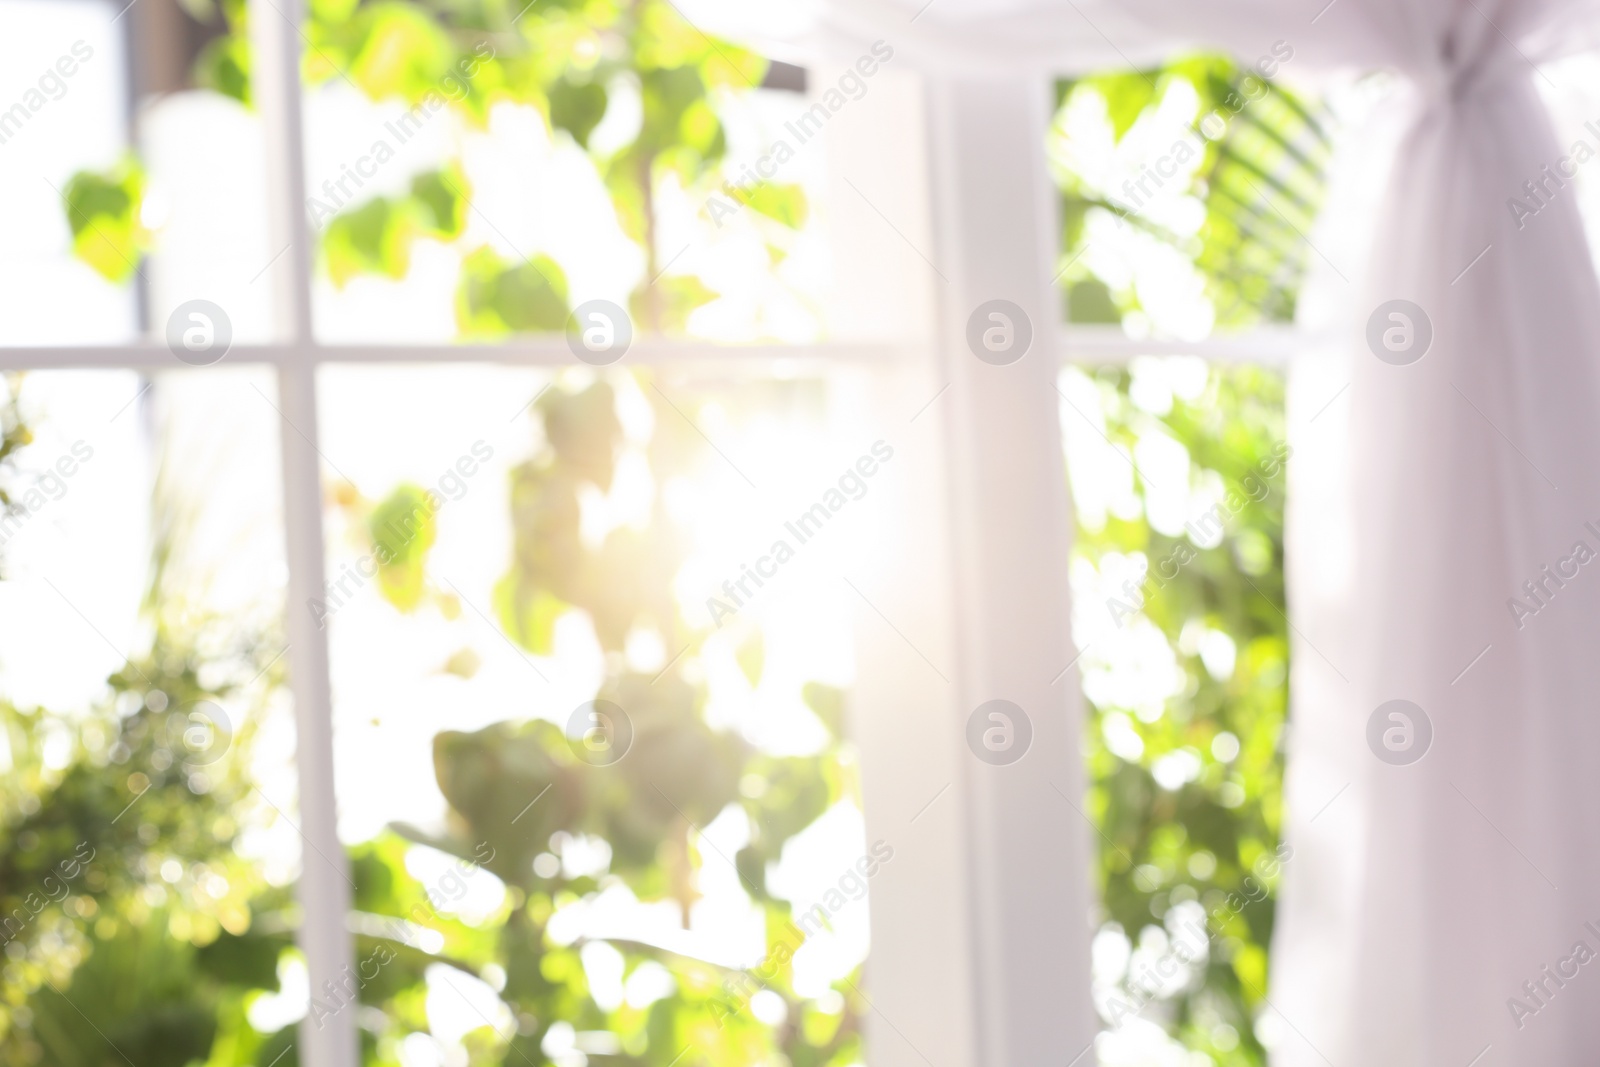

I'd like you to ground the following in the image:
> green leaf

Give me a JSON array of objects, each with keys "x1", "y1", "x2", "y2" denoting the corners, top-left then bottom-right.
[
  {"x1": 61, "y1": 161, "x2": 145, "y2": 283},
  {"x1": 1068, "y1": 279, "x2": 1120, "y2": 324},
  {"x1": 493, "y1": 572, "x2": 565, "y2": 656},
  {"x1": 195, "y1": 931, "x2": 289, "y2": 989},
  {"x1": 194, "y1": 32, "x2": 251, "y2": 105},
  {"x1": 501, "y1": 460, "x2": 584, "y2": 610},
  {"x1": 638, "y1": 65, "x2": 707, "y2": 155},
  {"x1": 549, "y1": 77, "x2": 608, "y2": 148},
  {"x1": 323, "y1": 196, "x2": 410, "y2": 286},
  {"x1": 410, "y1": 166, "x2": 469, "y2": 238},
  {"x1": 343, "y1": 2, "x2": 458, "y2": 102},
  {"x1": 317, "y1": 167, "x2": 470, "y2": 286},
  {"x1": 1084, "y1": 70, "x2": 1157, "y2": 141},
  {"x1": 742, "y1": 183, "x2": 808, "y2": 229},
  {"x1": 540, "y1": 381, "x2": 621, "y2": 491},
  {"x1": 740, "y1": 755, "x2": 834, "y2": 876},
  {"x1": 369, "y1": 483, "x2": 437, "y2": 612},
  {"x1": 456, "y1": 246, "x2": 571, "y2": 335},
  {"x1": 431, "y1": 720, "x2": 584, "y2": 887},
  {"x1": 630, "y1": 273, "x2": 717, "y2": 333}
]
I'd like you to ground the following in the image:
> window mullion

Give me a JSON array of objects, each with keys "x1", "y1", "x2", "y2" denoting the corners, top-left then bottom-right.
[
  {"x1": 250, "y1": 0, "x2": 357, "y2": 1065},
  {"x1": 922, "y1": 75, "x2": 1096, "y2": 1065}
]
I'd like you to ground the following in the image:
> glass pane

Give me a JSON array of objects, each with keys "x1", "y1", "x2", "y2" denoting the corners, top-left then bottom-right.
[
  {"x1": 0, "y1": 367, "x2": 305, "y2": 1063},
  {"x1": 316, "y1": 364, "x2": 878, "y2": 1065},
  {"x1": 293, "y1": 4, "x2": 831, "y2": 343},
  {"x1": 0, "y1": 0, "x2": 282, "y2": 349},
  {"x1": 1059, "y1": 356, "x2": 1290, "y2": 1065},
  {"x1": 0, "y1": 0, "x2": 138, "y2": 344},
  {"x1": 1049, "y1": 53, "x2": 1331, "y2": 336}
]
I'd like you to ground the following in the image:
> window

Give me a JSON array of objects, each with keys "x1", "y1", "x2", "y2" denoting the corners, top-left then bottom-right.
[
  {"x1": 19, "y1": 5, "x2": 1597, "y2": 1067},
  {"x1": 2, "y1": 2, "x2": 893, "y2": 1065},
  {"x1": 1050, "y1": 44, "x2": 1600, "y2": 1066},
  {"x1": 1047, "y1": 53, "x2": 1312, "y2": 1066}
]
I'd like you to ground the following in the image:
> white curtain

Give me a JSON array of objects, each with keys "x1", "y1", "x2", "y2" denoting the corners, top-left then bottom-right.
[{"x1": 773, "y1": 0, "x2": 1600, "y2": 1062}]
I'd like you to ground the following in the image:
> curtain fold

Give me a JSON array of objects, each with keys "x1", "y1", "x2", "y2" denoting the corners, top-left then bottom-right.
[
  {"x1": 1280, "y1": 59, "x2": 1600, "y2": 1065},
  {"x1": 780, "y1": 0, "x2": 1600, "y2": 1061}
]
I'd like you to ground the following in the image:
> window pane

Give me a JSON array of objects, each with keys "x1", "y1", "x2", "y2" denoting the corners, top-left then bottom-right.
[
  {"x1": 1059, "y1": 357, "x2": 1289, "y2": 1065},
  {"x1": 315, "y1": 364, "x2": 879, "y2": 1065},
  {"x1": 0, "y1": 0, "x2": 138, "y2": 344},
  {"x1": 292, "y1": 4, "x2": 830, "y2": 343},
  {"x1": 0, "y1": 368, "x2": 306, "y2": 1063},
  {"x1": 1049, "y1": 55, "x2": 1330, "y2": 336},
  {"x1": 0, "y1": 0, "x2": 284, "y2": 348}
]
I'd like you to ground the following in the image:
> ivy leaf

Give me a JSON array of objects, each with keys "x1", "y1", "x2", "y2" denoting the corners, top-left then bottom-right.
[
  {"x1": 1068, "y1": 279, "x2": 1120, "y2": 324},
  {"x1": 549, "y1": 77, "x2": 608, "y2": 148},
  {"x1": 638, "y1": 66, "x2": 705, "y2": 155},
  {"x1": 195, "y1": 932, "x2": 289, "y2": 989},
  {"x1": 318, "y1": 168, "x2": 469, "y2": 287},
  {"x1": 540, "y1": 381, "x2": 621, "y2": 491},
  {"x1": 323, "y1": 197, "x2": 411, "y2": 286},
  {"x1": 741, "y1": 755, "x2": 834, "y2": 866},
  {"x1": 194, "y1": 33, "x2": 251, "y2": 105},
  {"x1": 602, "y1": 148, "x2": 650, "y2": 246},
  {"x1": 630, "y1": 273, "x2": 717, "y2": 334},
  {"x1": 369, "y1": 483, "x2": 437, "y2": 612},
  {"x1": 502, "y1": 462, "x2": 583, "y2": 605},
  {"x1": 1083, "y1": 70, "x2": 1157, "y2": 141},
  {"x1": 456, "y1": 246, "x2": 570, "y2": 336},
  {"x1": 743, "y1": 183, "x2": 808, "y2": 229},
  {"x1": 493, "y1": 573, "x2": 564, "y2": 656},
  {"x1": 677, "y1": 98, "x2": 722, "y2": 158},
  {"x1": 410, "y1": 166, "x2": 469, "y2": 238},
  {"x1": 344, "y1": 2, "x2": 458, "y2": 102},
  {"x1": 576, "y1": 528, "x2": 652, "y2": 651},
  {"x1": 431, "y1": 721, "x2": 583, "y2": 888},
  {"x1": 61, "y1": 161, "x2": 145, "y2": 283}
]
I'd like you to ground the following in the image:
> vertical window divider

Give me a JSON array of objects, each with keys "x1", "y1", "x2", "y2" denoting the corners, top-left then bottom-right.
[{"x1": 249, "y1": 0, "x2": 358, "y2": 1062}]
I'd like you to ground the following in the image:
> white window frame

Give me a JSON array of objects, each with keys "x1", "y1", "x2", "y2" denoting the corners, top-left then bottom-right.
[
  {"x1": 0, "y1": 3, "x2": 1309, "y2": 1064},
  {"x1": 1062, "y1": 323, "x2": 1306, "y2": 364}
]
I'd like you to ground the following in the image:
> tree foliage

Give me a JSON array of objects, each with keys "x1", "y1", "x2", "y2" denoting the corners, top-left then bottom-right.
[
  {"x1": 3, "y1": 372, "x2": 867, "y2": 1066},
  {"x1": 1050, "y1": 68, "x2": 1313, "y2": 1058},
  {"x1": 0, "y1": 496, "x2": 296, "y2": 1065},
  {"x1": 1055, "y1": 56, "x2": 1330, "y2": 331},
  {"x1": 68, "y1": 0, "x2": 809, "y2": 337},
  {"x1": 335, "y1": 375, "x2": 867, "y2": 1066},
  {"x1": 26, "y1": 21, "x2": 1328, "y2": 1067},
  {"x1": 1067, "y1": 359, "x2": 1289, "y2": 1064}
]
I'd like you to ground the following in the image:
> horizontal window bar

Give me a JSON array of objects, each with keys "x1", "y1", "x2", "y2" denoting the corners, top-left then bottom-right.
[
  {"x1": 0, "y1": 328, "x2": 1323, "y2": 371},
  {"x1": 1060, "y1": 324, "x2": 1324, "y2": 365},
  {"x1": 0, "y1": 339, "x2": 912, "y2": 371}
]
